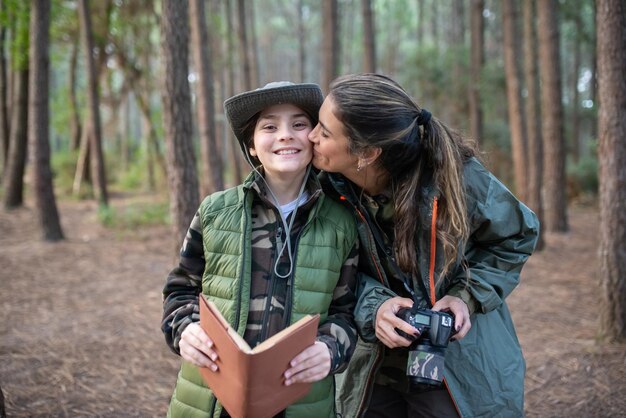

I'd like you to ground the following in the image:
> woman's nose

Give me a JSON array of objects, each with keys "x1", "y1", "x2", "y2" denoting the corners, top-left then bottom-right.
[{"x1": 308, "y1": 124, "x2": 319, "y2": 143}]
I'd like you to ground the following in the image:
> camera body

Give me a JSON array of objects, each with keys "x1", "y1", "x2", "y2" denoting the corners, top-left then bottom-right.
[{"x1": 396, "y1": 307, "x2": 456, "y2": 387}]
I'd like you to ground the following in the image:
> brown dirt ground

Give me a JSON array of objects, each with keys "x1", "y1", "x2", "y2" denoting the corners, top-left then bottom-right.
[{"x1": 1, "y1": 194, "x2": 625, "y2": 418}]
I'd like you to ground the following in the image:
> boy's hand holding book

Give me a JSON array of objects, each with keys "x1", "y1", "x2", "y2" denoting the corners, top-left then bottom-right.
[
  {"x1": 283, "y1": 340, "x2": 331, "y2": 385},
  {"x1": 195, "y1": 296, "x2": 320, "y2": 418},
  {"x1": 179, "y1": 322, "x2": 219, "y2": 371}
]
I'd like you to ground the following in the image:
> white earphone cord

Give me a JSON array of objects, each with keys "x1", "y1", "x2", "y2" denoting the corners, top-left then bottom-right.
[{"x1": 244, "y1": 152, "x2": 311, "y2": 279}]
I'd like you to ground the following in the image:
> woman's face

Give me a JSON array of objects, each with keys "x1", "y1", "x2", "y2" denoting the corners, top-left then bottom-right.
[
  {"x1": 308, "y1": 97, "x2": 358, "y2": 175},
  {"x1": 250, "y1": 103, "x2": 313, "y2": 181}
]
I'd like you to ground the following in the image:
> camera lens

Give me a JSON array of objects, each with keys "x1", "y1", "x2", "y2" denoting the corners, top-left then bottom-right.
[{"x1": 406, "y1": 343, "x2": 446, "y2": 387}]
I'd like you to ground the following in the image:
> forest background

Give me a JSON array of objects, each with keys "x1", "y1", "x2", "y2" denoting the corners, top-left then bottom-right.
[{"x1": 0, "y1": 0, "x2": 625, "y2": 417}]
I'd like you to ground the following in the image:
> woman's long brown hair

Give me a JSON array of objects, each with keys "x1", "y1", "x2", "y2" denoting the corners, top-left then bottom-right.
[{"x1": 329, "y1": 73, "x2": 476, "y2": 278}]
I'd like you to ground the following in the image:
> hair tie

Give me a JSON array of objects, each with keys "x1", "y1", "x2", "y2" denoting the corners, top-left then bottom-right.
[{"x1": 416, "y1": 108, "x2": 431, "y2": 126}]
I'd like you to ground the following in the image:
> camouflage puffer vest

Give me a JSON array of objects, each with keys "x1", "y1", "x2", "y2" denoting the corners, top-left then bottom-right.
[{"x1": 168, "y1": 178, "x2": 357, "y2": 418}]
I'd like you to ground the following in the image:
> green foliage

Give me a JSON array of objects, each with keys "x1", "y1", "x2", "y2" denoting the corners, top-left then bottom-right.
[
  {"x1": 116, "y1": 160, "x2": 145, "y2": 191},
  {"x1": 2, "y1": 0, "x2": 30, "y2": 70},
  {"x1": 97, "y1": 199, "x2": 170, "y2": 229},
  {"x1": 50, "y1": 87, "x2": 81, "y2": 141},
  {"x1": 51, "y1": 148, "x2": 79, "y2": 196},
  {"x1": 51, "y1": 0, "x2": 79, "y2": 43}
]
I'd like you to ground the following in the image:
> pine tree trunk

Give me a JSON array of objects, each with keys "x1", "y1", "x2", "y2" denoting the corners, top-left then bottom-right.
[
  {"x1": 537, "y1": 0, "x2": 567, "y2": 231},
  {"x1": 247, "y1": 1, "x2": 260, "y2": 88},
  {"x1": 72, "y1": 120, "x2": 91, "y2": 197},
  {"x1": 522, "y1": 0, "x2": 544, "y2": 250},
  {"x1": 469, "y1": 0, "x2": 484, "y2": 143},
  {"x1": 2, "y1": 68, "x2": 28, "y2": 209},
  {"x1": 225, "y1": 0, "x2": 244, "y2": 184},
  {"x1": 161, "y1": 0, "x2": 200, "y2": 254},
  {"x1": 416, "y1": 0, "x2": 424, "y2": 44},
  {"x1": 190, "y1": 0, "x2": 223, "y2": 197},
  {"x1": 361, "y1": 0, "x2": 376, "y2": 73},
  {"x1": 0, "y1": 0, "x2": 9, "y2": 176},
  {"x1": 597, "y1": 0, "x2": 626, "y2": 342},
  {"x1": 78, "y1": 0, "x2": 108, "y2": 206},
  {"x1": 503, "y1": 0, "x2": 528, "y2": 201},
  {"x1": 450, "y1": 0, "x2": 466, "y2": 129},
  {"x1": 28, "y1": 0, "x2": 63, "y2": 241},
  {"x1": 570, "y1": 14, "x2": 582, "y2": 163},
  {"x1": 236, "y1": 0, "x2": 252, "y2": 91},
  {"x1": 68, "y1": 35, "x2": 81, "y2": 151},
  {"x1": 297, "y1": 0, "x2": 306, "y2": 82},
  {"x1": 322, "y1": 0, "x2": 339, "y2": 93}
]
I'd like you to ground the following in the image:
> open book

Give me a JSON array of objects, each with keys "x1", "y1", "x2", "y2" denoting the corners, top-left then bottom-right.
[{"x1": 198, "y1": 295, "x2": 320, "y2": 418}]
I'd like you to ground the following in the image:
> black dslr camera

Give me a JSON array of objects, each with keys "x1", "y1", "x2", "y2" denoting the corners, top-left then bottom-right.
[{"x1": 395, "y1": 307, "x2": 456, "y2": 387}]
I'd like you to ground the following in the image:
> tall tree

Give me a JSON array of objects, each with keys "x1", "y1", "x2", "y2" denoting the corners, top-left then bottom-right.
[
  {"x1": 2, "y1": 2, "x2": 29, "y2": 209},
  {"x1": 361, "y1": 0, "x2": 376, "y2": 73},
  {"x1": 161, "y1": 0, "x2": 199, "y2": 253},
  {"x1": 246, "y1": 1, "x2": 260, "y2": 87},
  {"x1": 322, "y1": 0, "x2": 339, "y2": 92},
  {"x1": 431, "y1": 0, "x2": 439, "y2": 49},
  {"x1": 0, "y1": 0, "x2": 9, "y2": 176},
  {"x1": 236, "y1": 0, "x2": 252, "y2": 90},
  {"x1": 503, "y1": 0, "x2": 528, "y2": 201},
  {"x1": 225, "y1": 0, "x2": 244, "y2": 184},
  {"x1": 68, "y1": 34, "x2": 81, "y2": 151},
  {"x1": 469, "y1": 0, "x2": 484, "y2": 143},
  {"x1": 297, "y1": 0, "x2": 306, "y2": 82},
  {"x1": 569, "y1": 12, "x2": 583, "y2": 163},
  {"x1": 28, "y1": 0, "x2": 62, "y2": 241},
  {"x1": 190, "y1": 0, "x2": 223, "y2": 196},
  {"x1": 450, "y1": 0, "x2": 466, "y2": 129},
  {"x1": 78, "y1": 0, "x2": 108, "y2": 206},
  {"x1": 589, "y1": 1, "x2": 598, "y2": 141},
  {"x1": 538, "y1": 0, "x2": 568, "y2": 231},
  {"x1": 416, "y1": 0, "x2": 424, "y2": 44},
  {"x1": 597, "y1": 0, "x2": 626, "y2": 341},
  {"x1": 522, "y1": 0, "x2": 544, "y2": 250}
]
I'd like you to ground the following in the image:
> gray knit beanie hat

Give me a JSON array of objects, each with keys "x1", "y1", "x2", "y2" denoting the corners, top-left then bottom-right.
[{"x1": 224, "y1": 81, "x2": 324, "y2": 160}]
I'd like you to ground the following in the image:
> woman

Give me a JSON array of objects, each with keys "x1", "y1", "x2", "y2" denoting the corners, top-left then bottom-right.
[
  {"x1": 162, "y1": 82, "x2": 359, "y2": 418},
  {"x1": 308, "y1": 74, "x2": 539, "y2": 418}
]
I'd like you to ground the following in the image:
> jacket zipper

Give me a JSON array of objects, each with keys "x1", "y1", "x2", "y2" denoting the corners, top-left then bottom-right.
[
  {"x1": 259, "y1": 211, "x2": 283, "y2": 342},
  {"x1": 337, "y1": 196, "x2": 388, "y2": 417},
  {"x1": 428, "y1": 197, "x2": 462, "y2": 418},
  {"x1": 283, "y1": 212, "x2": 311, "y2": 327},
  {"x1": 233, "y1": 192, "x2": 250, "y2": 331}
]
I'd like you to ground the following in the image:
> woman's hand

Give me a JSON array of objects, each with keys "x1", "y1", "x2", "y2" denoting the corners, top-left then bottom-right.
[
  {"x1": 179, "y1": 322, "x2": 219, "y2": 371},
  {"x1": 432, "y1": 295, "x2": 471, "y2": 340},
  {"x1": 375, "y1": 296, "x2": 419, "y2": 348},
  {"x1": 283, "y1": 341, "x2": 331, "y2": 386}
]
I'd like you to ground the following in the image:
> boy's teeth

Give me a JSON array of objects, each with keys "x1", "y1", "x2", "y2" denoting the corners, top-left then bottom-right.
[{"x1": 276, "y1": 150, "x2": 298, "y2": 155}]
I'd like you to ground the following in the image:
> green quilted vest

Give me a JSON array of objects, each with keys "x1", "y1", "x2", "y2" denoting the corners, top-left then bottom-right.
[{"x1": 168, "y1": 178, "x2": 357, "y2": 418}]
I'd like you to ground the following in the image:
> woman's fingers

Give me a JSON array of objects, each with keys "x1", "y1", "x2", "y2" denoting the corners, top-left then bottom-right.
[
  {"x1": 432, "y1": 295, "x2": 472, "y2": 341},
  {"x1": 375, "y1": 297, "x2": 418, "y2": 348}
]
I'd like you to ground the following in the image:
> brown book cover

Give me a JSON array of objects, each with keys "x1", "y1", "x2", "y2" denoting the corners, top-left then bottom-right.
[{"x1": 198, "y1": 295, "x2": 320, "y2": 418}]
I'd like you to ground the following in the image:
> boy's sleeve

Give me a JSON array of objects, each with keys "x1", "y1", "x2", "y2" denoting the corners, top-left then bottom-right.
[
  {"x1": 316, "y1": 240, "x2": 360, "y2": 374},
  {"x1": 161, "y1": 211, "x2": 205, "y2": 354}
]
